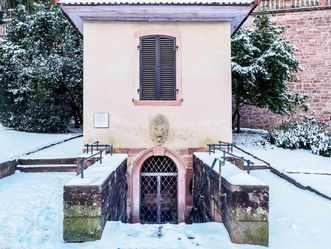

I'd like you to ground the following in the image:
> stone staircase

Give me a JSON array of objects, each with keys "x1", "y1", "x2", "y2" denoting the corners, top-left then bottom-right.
[{"x1": 16, "y1": 158, "x2": 77, "y2": 173}]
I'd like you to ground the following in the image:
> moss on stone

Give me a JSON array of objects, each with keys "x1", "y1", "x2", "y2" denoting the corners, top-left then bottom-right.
[
  {"x1": 64, "y1": 204, "x2": 101, "y2": 217},
  {"x1": 246, "y1": 222, "x2": 269, "y2": 246},
  {"x1": 63, "y1": 217, "x2": 103, "y2": 242},
  {"x1": 227, "y1": 221, "x2": 269, "y2": 246},
  {"x1": 229, "y1": 207, "x2": 268, "y2": 222}
]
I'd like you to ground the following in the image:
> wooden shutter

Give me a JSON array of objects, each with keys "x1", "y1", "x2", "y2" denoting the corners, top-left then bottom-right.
[
  {"x1": 140, "y1": 35, "x2": 176, "y2": 100},
  {"x1": 140, "y1": 36, "x2": 157, "y2": 100},
  {"x1": 159, "y1": 36, "x2": 176, "y2": 100}
]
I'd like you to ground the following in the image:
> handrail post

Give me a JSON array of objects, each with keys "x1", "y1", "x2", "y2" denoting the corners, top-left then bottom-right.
[
  {"x1": 218, "y1": 159, "x2": 223, "y2": 209},
  {"x1": 100, "y1": 151, "x2": 103, "y2": 164},
  {"x1": 222, "y1": 150, "x2": 226, "y2": 165},
  {"x1": 247, "y1": 161, "x2": 251, "y2": 174},
  {"x1": 80, "y1": 159, "x2": 84, "y2": 179}
]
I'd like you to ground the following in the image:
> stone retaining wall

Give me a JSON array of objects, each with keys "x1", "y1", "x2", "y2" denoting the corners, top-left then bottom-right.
[
  {"x1": 0, "y1": 160, "x2": 17, "y2": 179},
  {"x1": 63, "y1": 158, "x2": 127, "y2": 242},
  {"x1": 193, "y1": 155, "x2": 269, "y2": 246},
  {"x1": 192, "y1": 156, "x2": 222, "y2": 223}
]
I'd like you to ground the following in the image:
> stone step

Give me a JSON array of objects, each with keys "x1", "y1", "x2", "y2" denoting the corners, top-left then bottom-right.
[
  {"x1": 225, "y1": 157, "x2": 269, "y2": 170},
  {"x1": 18, "y1": 158, "x2": 77, "y2": 165},
  {"x1": 17, "y1": 164, "x2": 77, "y2": 173},
  {"x1": 226, "y1": 149, "x2": 269, "y2": 170}
]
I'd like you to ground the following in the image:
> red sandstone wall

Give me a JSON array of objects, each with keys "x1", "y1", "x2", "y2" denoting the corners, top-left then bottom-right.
[{"x1": 239, "y1": 7, "x2": 331, "y2": 129}]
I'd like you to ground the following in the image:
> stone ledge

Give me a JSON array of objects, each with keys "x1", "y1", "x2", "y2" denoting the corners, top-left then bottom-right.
[
  {"x1": 0, "y1": 160, "x2": 17, "y2": 179},
  {"x1": 192, "y1": 155, "x2": 269, "y2": 246},
  {"x1": 63, "y1": 154, "x2": 127, "y2": 242}
]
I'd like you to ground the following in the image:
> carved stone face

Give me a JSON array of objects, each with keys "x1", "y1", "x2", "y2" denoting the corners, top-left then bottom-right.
[{"x1": 149, "y1": 114, "x2": 169, "y2": 146}]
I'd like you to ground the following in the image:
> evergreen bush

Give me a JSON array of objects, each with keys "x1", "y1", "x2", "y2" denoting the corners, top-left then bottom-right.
[
  {"x1": 231, "y1": 10, "x2": 306, "y2": 132},
  {"x1": 0, "y1": 4, "x2": 83, "y2": 133},
  {"x1": 265, "y1": 116, "x2": 331, "y2": 157}
]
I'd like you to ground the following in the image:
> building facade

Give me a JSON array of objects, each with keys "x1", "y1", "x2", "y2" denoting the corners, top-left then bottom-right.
[{"x1": 60, "y1": 0, "x2": 256, "y2": 223}]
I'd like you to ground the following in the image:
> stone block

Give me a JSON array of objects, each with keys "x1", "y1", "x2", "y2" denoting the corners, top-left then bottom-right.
[
  {"x1": 63, "y1": 158, "x2": 127, "y2": 243},
  {"x1": 225, "y1": 220, "x2": 269, "y2": 246},
  {"x1": 0, "y1": 160, "x2": 17, "y2": 179},
  {"x1": 222, "y1": 180, "x2": 269, "y2": 246},
  {"x1": 64, "y1": 204, "x2": 102, "y2": 217},
  {"x1": 192, "y1": 155, "x2": 269, "y2": 246},
  {"x1": 63, "y1": 217, "x2": 103, "y2": 242}
]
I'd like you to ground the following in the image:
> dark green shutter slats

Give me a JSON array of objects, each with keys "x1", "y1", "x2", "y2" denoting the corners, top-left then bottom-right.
[
  {"x1": 141, "y1": 37, "x2": 157, "y2": 100},
  {"x1": 140, "y1": 35, "x2": 176, "y2": 100},
  {"x1": 160, "y1": 69, "x2": 175, "y2": 100},
  {"x1": 159, "y1": 36, "x2": 176, "y2": 100}
]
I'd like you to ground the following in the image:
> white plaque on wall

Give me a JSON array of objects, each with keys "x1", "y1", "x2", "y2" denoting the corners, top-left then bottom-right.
[{"x1": 94, "y1": 113, "x2": 109, "y2": 128}]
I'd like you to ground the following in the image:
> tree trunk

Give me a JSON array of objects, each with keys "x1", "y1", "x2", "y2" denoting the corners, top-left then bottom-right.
[
  {"x1": 77, "y1": 109, "x2": 83, "y2": 126},
  {"x1": 232, "y1": 107, "x2": 238, "y2": 130},
  {"x1": 234, "y1": 98, "x2": 241, "y2": 133},
  {"x1": 72, "y1": 110, "x2": 80, "y2": 128},
  {"x1": 70, "y1": 102, "x2": 82, "y2": 128}
]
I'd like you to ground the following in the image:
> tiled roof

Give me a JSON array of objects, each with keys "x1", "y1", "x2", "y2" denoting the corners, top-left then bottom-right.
[{"x1": 59, "y1": 0, "x2": 254, "y2": 5}]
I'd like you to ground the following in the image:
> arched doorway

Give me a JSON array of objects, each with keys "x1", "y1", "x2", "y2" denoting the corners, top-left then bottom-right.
[
  {"x1": 131, "y1": 147, "x2": 186, "y2": 223},
  {"x1": 140, "y1": 156, "x2": 178, "y2": 223}
]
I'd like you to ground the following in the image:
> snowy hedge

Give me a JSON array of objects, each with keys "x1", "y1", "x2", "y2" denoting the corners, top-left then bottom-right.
[
  {"x1": 0, "y1": 4, "x2": 83, "y2": 133},
  {"x1": 265, "y1": 117, "x2": 331, "y2": 157}
]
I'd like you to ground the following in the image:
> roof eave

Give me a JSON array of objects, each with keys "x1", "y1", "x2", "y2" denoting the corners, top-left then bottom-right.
[{"x1": 60, "y1": 3, "x2": 256, "y2": 35}]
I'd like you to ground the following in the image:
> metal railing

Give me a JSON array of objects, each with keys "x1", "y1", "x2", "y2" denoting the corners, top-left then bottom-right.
[
  {"x1": 208, "y1": 141, "x2": 254, "y2": 174},
  {"x1": 85, "y1": 141, "x2": 113, "y2": 156},
  {"x1": 0, "y1": 8, "x2": 14, "y2": 23},
  {"x1": 79, "y1": 142, "x2": 114, "y2": 179}
]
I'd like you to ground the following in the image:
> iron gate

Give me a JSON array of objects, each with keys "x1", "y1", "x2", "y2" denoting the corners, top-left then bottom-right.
[{"x1": 140, "y1": 156, "x2": 178, "y2": 223}]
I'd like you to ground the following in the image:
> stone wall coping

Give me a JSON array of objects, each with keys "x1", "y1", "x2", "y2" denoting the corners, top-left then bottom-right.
[
  {"x1": 65, "y1": 153, "x2": 127, "y2": 186},
  {"x1": 194, "y1": 152, "x2": 267, "y2": 187}
]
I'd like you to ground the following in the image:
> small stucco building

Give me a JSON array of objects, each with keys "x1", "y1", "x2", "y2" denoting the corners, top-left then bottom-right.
[{"x1": 60, "y1": 0, "x2": 256, "y2": 224}]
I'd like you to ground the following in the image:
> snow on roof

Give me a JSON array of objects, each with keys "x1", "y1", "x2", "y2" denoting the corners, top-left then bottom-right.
[
  {"x1": 59, "y1": 0, "x2": 254, "y2": 5},
  {"x1": 194, "y1": 152, "x2": 267, "y2": 186}
]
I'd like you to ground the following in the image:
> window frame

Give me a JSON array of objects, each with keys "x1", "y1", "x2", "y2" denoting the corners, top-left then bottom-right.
[
  {"x1": 139, "y1": 35, "x2": 176, "y2": 101},
  {"x1": 133, "y1": 31, "x2": 182, "y2": 106}
]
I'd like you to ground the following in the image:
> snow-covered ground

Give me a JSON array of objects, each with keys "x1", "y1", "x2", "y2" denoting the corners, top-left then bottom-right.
[
  {"x1": 0, "y1": 170, "x2": 330, "y2": 249},
  {"x1": 233, "y1": 129, "x2": 331, "y2": 197},
  {"x1": 20, "y1": 136, "x2": 83, "y2": 159},
  {"x1": 0, "y1": 128, "x2": 330, "y2": 248},
  {"x1": 0, "y1": 124, "x2": 82, "y2": 163},
  {"x1": 0, "y1": 172, "x2": 75, "y2": 248}
]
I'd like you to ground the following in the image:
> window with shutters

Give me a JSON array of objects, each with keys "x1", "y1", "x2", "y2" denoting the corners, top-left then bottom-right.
[{"x1": 140, "y1": 35, "x2": 176, "y2": 101}]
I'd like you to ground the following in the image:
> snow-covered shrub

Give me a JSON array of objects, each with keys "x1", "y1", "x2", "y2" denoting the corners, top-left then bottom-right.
[
  {"x1": 311, "y1": 134, "x2": 331, "y2": 157},
  {"x1": 0, "y1": 4, "x2": 82, "y2": 133},
  {"x1": 265, "y1": 117, "x2": 331, "y2": 157}
]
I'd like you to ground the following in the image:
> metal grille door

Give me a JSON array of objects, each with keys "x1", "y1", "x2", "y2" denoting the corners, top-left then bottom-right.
[{"x1": 140, "y1": 156, "x2": 178, "y2": 224}]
